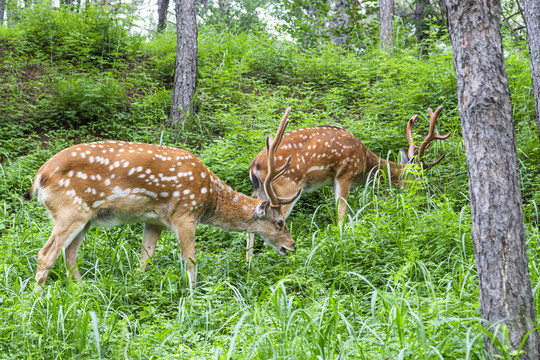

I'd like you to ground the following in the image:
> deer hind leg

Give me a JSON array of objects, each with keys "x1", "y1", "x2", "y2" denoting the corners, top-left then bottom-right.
[
  {"x1": 64, "y1": 223, "x2": 91, "y2": 281},
  {"x1": 170, "y1": 215, "x2": 197, "y2": 287},
  {"x1": 140, "y1": 223, "x2": 163, "y2": 271},
  {"x1": 35, "y1": 213, "x2": 92, "y2": 290},
  {"x1": 334, "y1": 178, "x2": 352, "y2": 222}
]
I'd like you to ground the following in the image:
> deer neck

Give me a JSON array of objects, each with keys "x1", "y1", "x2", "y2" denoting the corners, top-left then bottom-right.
[
  {"x1": 366, "y1": 150, "x2": 406, "y2": 185},
  {"x1": 202, "y1": 177, "x2": 261, "y2": 232}
]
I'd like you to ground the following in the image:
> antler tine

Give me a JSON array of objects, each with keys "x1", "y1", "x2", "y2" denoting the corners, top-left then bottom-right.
[
  {"x1": 263, "y1": 108, "x2": 301, "y2": 208},
  {"x1": 407, "y1": 106, "x2": 451, "y2": 169},
  {"x1": 407, "y1": 114, "x2": 420, "y2": 159}
]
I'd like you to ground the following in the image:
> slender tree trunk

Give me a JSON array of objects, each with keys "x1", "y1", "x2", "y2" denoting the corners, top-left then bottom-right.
[
  {"x1": 170, "y1": 0, "x2": 197, "y2": 126},
  {"x1": 414, "y1": 0, "x2": 429, "y2": 55},
  {"x1": 522, "y1": 0, "x2": 540, "y2": 141},
  {"x1": 329, "y1": 0, "x2": 350, "y2": 45},
  {"x1": 443, "y1": 1, "x2": 539, "y2": 358},
  {"x1": 0, "y1": 0, "x2": 4, "y2": 25},
  {"x1": 157, "y1": 0, "x2": 170, "y2": 33},
  {"x1": 379, "y1": 0, "x2": 394, "y2": 48}
]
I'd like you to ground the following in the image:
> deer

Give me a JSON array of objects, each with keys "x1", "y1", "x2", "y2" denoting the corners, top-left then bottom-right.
[
  {"x1": 23, "y1": 109, "x2": 300, "y2": 291},
  {"x1": 246, "y1": 106, "x2": 451, "y2": 259}
]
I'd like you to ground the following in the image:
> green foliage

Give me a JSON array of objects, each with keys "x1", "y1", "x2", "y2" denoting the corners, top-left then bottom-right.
[
  {"x1": 1, "y1": 4, "x2": 141, "y2": 65},
  {"x1": 41, "y1": 74, "x2": 128, "y2": 130}
]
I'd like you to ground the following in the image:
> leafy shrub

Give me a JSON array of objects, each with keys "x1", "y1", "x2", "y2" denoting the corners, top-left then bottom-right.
[
  {"x1": 7, "y1": 4, "x2": 141, "y2": 64},
  {"x1": 41, "y1": 75, "x2": 127, "y2": 129}
]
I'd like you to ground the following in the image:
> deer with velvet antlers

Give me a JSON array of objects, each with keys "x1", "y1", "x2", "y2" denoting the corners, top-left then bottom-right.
[
  {"x1": 247, "y1": 106, "x2": 451, "y2": 258},
  {"x1": 23, "y1": 109, "x2": 300, "y2": 291}
]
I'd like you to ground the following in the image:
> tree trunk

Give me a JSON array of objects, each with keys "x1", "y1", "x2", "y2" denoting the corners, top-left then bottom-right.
[
  {"x1": 379, "y1": 0, "x2": 394, "y2": 49},
  {"x1": 414, "y1": 0, "x2": 429, "y2": 55},
  {"x1": 329, "y1": 0, "x2": 350, "y2": 46},
  {"x1": 170, "y1": 0, "x2": 197, "y2": 126},
  {"x1": 0, "y1": 0, "x2": 4, "y2": 25},
  {"x1": 157, "y1": 0, "x2": 170, "y2": 33},
  {"x1": 442, "y1": 1, "x2": 539, "y2": 358},
  {"x1": 522, "y1": 0, "x2": 540, "y2": 141}
]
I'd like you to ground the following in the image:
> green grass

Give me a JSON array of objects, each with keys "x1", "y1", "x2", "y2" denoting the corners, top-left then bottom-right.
[{"x1": 0, "y1": 6, "x2": 538, "y2": 359}]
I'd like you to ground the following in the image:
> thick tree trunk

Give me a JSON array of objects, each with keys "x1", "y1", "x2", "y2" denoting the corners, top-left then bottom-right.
[
  {"x1": 157, "y1": 0, "x2": 170, "y2": 33},
  {"x1": 443, "y1": 1, "x2": 539, "y2": 358},
  {"x1": 379, "y1": 0, "x2": 394, "y2": 48},
  {"x1": 522, "y1": 0, "x2": 540, "y2": 141},
  {"x1": 170, "y1": 0, "x2": 197, "y2": 126}
]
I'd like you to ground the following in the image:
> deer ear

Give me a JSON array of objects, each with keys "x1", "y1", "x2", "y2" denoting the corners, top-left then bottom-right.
[
  {"x1": 255, "y1": 200, "x2": 270, "y2": 218},
  {"x1": 398, "y1": 149, "x2": 409, "y2": 164}
]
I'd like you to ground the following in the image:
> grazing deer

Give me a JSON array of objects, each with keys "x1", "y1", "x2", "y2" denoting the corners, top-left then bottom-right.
[
  {"x1": 23, "y1": 109, "x2": 300, "y2": 291},
  {"x1": 247, "y1": 106, "x2": 451, "y2": 258}
]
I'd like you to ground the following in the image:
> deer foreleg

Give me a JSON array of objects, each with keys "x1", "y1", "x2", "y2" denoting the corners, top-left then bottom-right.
[
  {"x1": 334, "y1": 178, "x2": 352, "y2": 222},
  {"x1": 171, "y1": 216, "x2": 197, "y2": 288}
]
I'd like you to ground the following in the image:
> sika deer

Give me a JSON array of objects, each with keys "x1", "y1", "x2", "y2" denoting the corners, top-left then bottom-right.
[
  {"x1": 23, "y1": 109, "x2": 300, "y2": 291},
  {"x1": 247, "y1": 106, "x2": 451, "y2": 258}
]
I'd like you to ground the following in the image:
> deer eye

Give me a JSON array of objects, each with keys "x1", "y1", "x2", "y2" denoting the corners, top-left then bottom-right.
[{"x1": 277, "y1": 220, "x2": 284, "y2": 229}]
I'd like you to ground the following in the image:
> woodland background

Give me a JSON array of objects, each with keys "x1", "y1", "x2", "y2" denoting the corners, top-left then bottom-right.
[{"x1": 0, "y1": 0, "x2": 538, "y2": 359}]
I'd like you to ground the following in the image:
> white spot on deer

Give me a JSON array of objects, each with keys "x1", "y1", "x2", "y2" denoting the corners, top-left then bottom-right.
[
  {"x1": 71, "y1": 152, "x2": 77, "y2": 157},
  {"x1": 113, "y1": 161, "x2": 120, "y2": 168},
  {"x1": 136, "y1": 166, "x2": 143, "y2": 172},
  {"x1": 243, "y1": 205, "x2": 249, "y2": 211},
  {"x1": 189, "y1": 176, "x2": 194, "y2": 180},
  {"x1": 200, "y1": 172, "x2": 206, "y2": 178},
  {"x1": 59, "y1": 179, "x2": 65, "y2": 187},
  {"x1": 147, "y1": 150, "x2": 153, "y2": 154},
  {"x1": 80, "y1": 153, "x2": 86, "y2": 159},
  {"x1": 201, "y1": 187, "x2": 207, "y2": 194},
  {"x1": 104, "y1": 178, "x2": 111, "y2": 186},
  {"x1": 119, "y1": 149, "x2": 125, "y2": 152},
  {"x1": 160, "y1": 192, "x2": 169, "y2": 198},
  {"x1": 190, "y1": 194, "x2": 195, "y2": 199},
  {"x1": 173, "y1": 191, "x2": 180, "y2": 197},
  {"x1": 68, "y1": 170, "x2": 74, "y2": 177},
  {"x1": 66, "y1": 189, "x2": 76, "y2": 197},
  {"x1": 128, "y1": 167, "x2": 136, "y2": 175},
  {"x1": 129, "y1": 150, "x2": 135, "y2": 153},
  {"x1": 183, "y1": 189, "x2": 190, "y2": 195},
  {"x1": 145, "y1": 169, "x2": 152, "y2": 174},
  {"x1": 169, "y1": 167, "x2": 175, "y2": 172},
  {"x1": 191, "y1": 201, "x2": 197, "y2": 206},
  {"x1": 64, "y1": 178, "x2": 71, "y2": 187},
  {"x1": 96, "y1": 174, "x2": 102, "y2": 181},
  {"x1": 234, "y1": 195, "x2": 239, "y2": 203},
  {"x1": 91, "y1": 144, "x2": 96, "y2": 148},
  {"x1": 138, "y1": 174, "x2": 146, "y2": 178},
  {"x1": 92, "y1": 200, "x2": 105, "y2": 208},
  {"x1": 82, "y1": 203, "x2": 90, "y2": 211}
]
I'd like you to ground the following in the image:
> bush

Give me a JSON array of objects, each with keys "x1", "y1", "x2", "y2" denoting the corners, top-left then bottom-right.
[
  {"x1": 41, "y1": 75, "x2": 127, "y2": 129},
  {"x1": 6, "y1": 4, "x2": 141, "y2": 65}
]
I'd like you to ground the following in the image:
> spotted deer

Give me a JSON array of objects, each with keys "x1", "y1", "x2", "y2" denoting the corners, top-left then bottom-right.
[
  {"x1": 247, "y1": 106, "x2": 451, "y2": 258},
  {"x1": 23, "y1": 109, "x2": 300, "y2": 291}
]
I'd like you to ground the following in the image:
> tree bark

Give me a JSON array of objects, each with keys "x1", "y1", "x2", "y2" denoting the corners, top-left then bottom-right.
[
  {"x1": 522, "y1": 0, "x2": 540, "y2": 141},
  {"x1": 170, "y1": 0, "x2": 197, "y2": 126},
  {"x1": 329, "y1": 0, "x2": 351, "y2": 46},
  {"x1": 0, "y1": 0, "x2": 4, "y2": 25},
  {"x1": 442, "y1": 1, "x2": 539, "y2": 358},
  {"x1": 379, "y1": 0, "x2": 394, "y2": 48},
  {"x1": 414, "y1": 0, "x2": 429, "y2": 54},
  {"x1": 157, "y1": 0, "x2": 170, "y2": 33}
]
